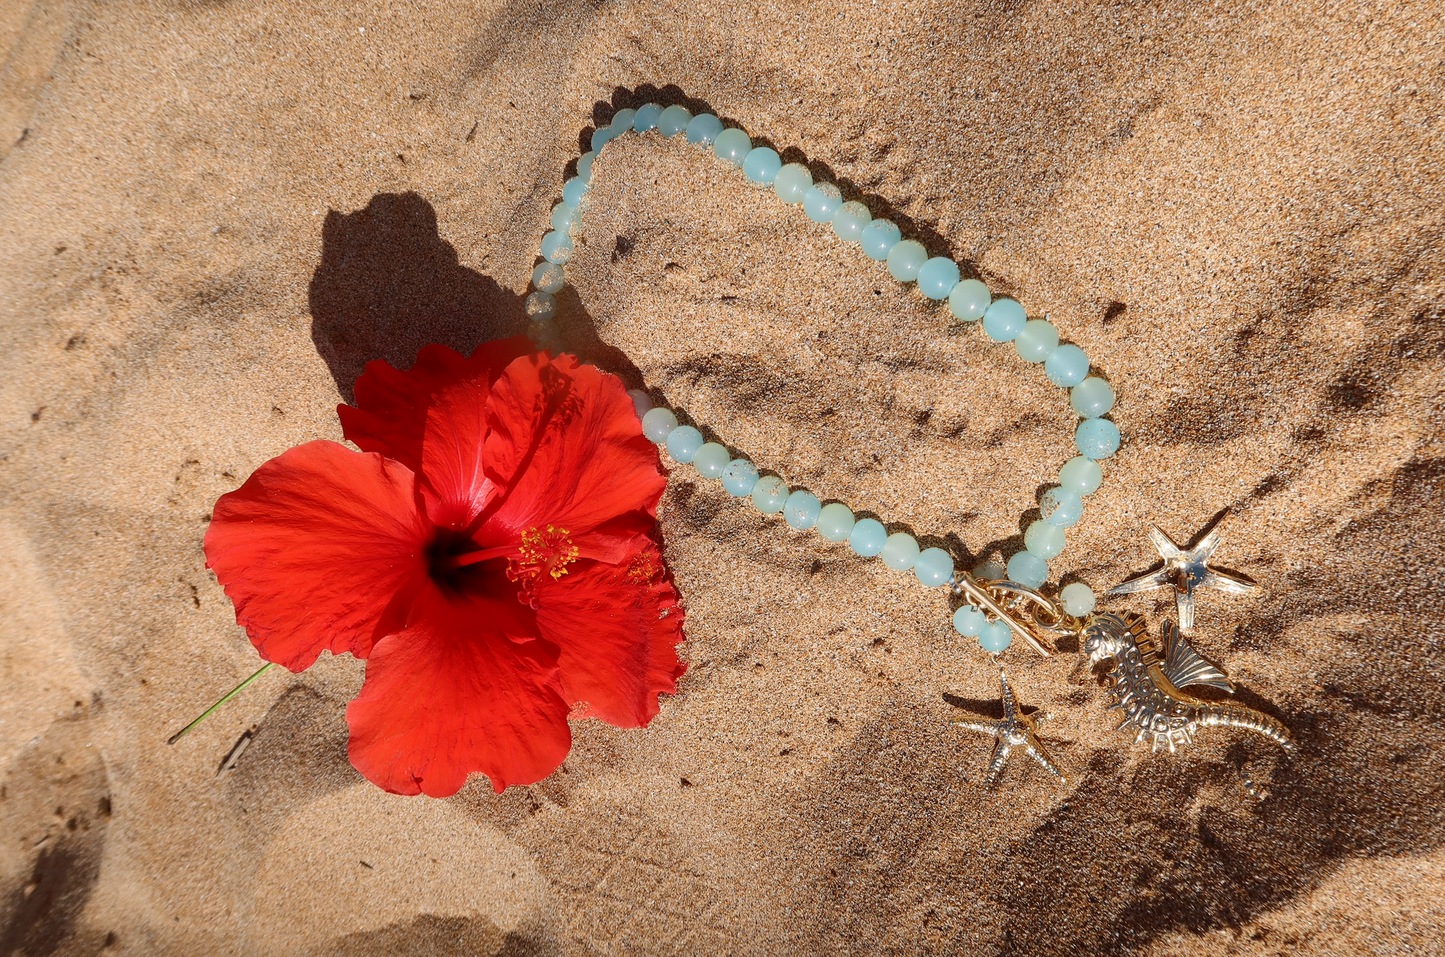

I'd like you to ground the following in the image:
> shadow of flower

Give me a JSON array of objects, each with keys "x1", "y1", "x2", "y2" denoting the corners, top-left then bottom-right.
[{"x1": 308, "y1": 192, "x2": 527, "y2": 402}]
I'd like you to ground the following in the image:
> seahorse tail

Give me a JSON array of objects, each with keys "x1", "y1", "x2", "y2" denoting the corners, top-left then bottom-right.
[{"x1": 1197, "y1": 704, "x2": 1294, "y2": 750}]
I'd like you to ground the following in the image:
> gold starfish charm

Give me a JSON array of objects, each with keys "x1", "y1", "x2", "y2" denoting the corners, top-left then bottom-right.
[
  {"x1": 1105, "y1": 509, "x2": 1260, "y2": 632},
  {"x1": 953, "y1": 666, "x2": 1066, "y2": 786}
]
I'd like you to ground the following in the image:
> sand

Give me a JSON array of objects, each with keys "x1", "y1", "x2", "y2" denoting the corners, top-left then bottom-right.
[{"x1": 2, "y1": 0, "x2": 1443, "y2": 954}]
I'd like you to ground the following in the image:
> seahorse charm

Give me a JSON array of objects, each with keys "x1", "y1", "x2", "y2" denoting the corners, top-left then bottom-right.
[{"x1": 1083, "y1": 613, "x2": 1293, "y2": 753}]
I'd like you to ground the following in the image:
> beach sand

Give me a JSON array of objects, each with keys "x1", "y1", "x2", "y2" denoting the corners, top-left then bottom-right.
[{"x1": 2, "y1": 0, "x2": 1443, "y2": 954}]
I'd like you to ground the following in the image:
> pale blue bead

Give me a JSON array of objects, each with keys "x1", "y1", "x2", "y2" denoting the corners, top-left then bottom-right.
[
  {"x1": 658, "y1": 105, "x2": 692, "y2": 137},
  {"x1": 916, "y1": 257, "x2": 960, "y2": 301},
  {"x1": 880, "y1": 532, "x2": 920, "y2": 571},
  {"x1": 562, "y1": 177, "x2": 588, "y2": 208},
  {"x1": 656, "y1": 106, "x2": 691, "y2": 137},
  {"x1": 983, "y1": 298, "x2": 1027, "y2": 342},
  {"x1": 665, "y1": 425, "x2": 704, "y2": 462},
  {"x1": 948, "y1": 279, "x2": 991, "y2": 322},
  {"x1": 802, "y1": 183, "x2": 843, "y2": 223},
  {"x1": 633, "y1": 103, "x2": 663, "y2": 132},
  {"x1": 525, "y1": 291, "x2": 556, "y2": 321},
  {"x1": 914, "y1": 548, "x2": 954, "y2": 587},
  {"x1": 1045, "y1": 344, "x2": 1089, "y2": 387},
  {"x1": 692, "y1": 442, "x2": 730, "y2": 478},
  {"x1": 1075, "y1": 419, "x2": 1121, "y2": 460},
  {"x1": 532, "y1": 262, "x2": 565, "y2": 295},
  {"x1": 721, "y1": 458, "x2": 760, "y2": 497},
  {"x1": 576, "y1": 152, "x2": 596, "y2": 183},
  {"x1": 774, "y1": 163, "x2": 813, "y2": 204},
  {"x1": 627, "y1": 389, "x2": 652, "y2": 418},
  {"x1": 609, "y1": 109, "x2": 637, "y2": 134},
  {"x1": 541, "y1": 231, "x2": 573, "y2": 264},
  {"x1": 1025, "y1": 520, "x2": 1066, "y2": 560},
  {"x1": 1059, "y1": 455, "x2": 1103, "y2": 496},
  {"x1": 953, "y1": 605, "x2": 986, "y2": 637},
  {"x1": 743, "y1": 147, "x2": 782, "y2": 185},
  {"x1": 528, "y1": 318, "x2": 561, "y2": 351},
  {"x1": 816, "y1": 503, "x2": 855, "y2": 542},
  {"x1": 974, "y1": 560, "x2": 1006, "y2": 581},
  {"x1": 1015, "y1": 319, "x2": 1059, "y2": 363},
  {"x1": 860, "y1": 219, "x2": 901, "y2": 260},
  {"x1": 847, "y1": 518, "x2": 887, "y2": 557},
  {"x1": 1006, "y1": 551, "x2": 1049, "y2": 589},
  {"x1": 590, "y1": 126, "x2": 616, "y2": 153},
  {"x1": 1061, "y1": 582, "x2": 1096, "y2": 617},
  {"x1": 784, "y1": 490, "x2": 822, "y2": 529},
  {"x1": 550, "y1": 203, "x2": 576, "y2": 234},
  {"x1": 685, "y1": 113, "x2": 724, "y2": 146},
  {"x1": 714, "y1": 128, "x2": 751, "y2": 167},
  {"x1": 887, "y1": 240, "x2": 927, "y2": 281},
  {"x1": 832, "y1": 201, "x2": 871, "y2": 242},
  {"x1": 641, "y1": 407, "x2": 677, "y2": 442},
  {"x1": 751, "y1": 475, "x2": 789, "y2": 514},
  {"x1": 979, "y1": 620, "x2": 1013, "y2": 654},
  {"x1": 1040, "y1": 487, "x2": 1083, "y2": 528},
  {"x1": 1071, "y1": 377, "x2": 1116, "y2": 418}
]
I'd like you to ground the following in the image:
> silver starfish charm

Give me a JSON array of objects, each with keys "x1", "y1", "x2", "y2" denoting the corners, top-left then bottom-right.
[
  {"x1": 1105, "y1": 510, "x2": 1260, "y2": 632},
  {"x1": 953, "y1": 666, "x2": 1066, "y2": 787}
]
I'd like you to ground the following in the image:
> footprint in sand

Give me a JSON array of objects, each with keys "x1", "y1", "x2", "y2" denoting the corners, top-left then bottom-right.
[
  {"x1": 0, "y1": 0, "x2": 74, "y2": 163},
  {"x1": 0, "y1": 713, "x2": 112, "y2": 956}
]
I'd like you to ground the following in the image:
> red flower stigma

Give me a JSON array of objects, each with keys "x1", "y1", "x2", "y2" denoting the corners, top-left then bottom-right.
[{"x1": 506, "y1": 525, "x2": 581, "y2": 608}]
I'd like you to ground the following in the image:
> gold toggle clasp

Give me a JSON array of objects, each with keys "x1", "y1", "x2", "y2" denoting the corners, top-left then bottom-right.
[{"x1": 951, "y1": 572, "x2": 1084, "y2": 657}]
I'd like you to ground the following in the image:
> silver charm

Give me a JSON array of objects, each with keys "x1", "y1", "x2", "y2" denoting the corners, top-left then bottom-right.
[
  {"x1": 1105, "y1": 511, "x2": 1261, "y2": 631},
  {"x1": 953, "y1": 665, "x2": 1066, "y2": 786},
  {"x1": 1083, "y1": 613, "x2": 1292, "y2": 753}
]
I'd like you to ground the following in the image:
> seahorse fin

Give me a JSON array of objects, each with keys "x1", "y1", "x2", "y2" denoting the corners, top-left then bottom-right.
[{"x1": 1160, "y1": 620, "x2": 1235, "y2": 692}]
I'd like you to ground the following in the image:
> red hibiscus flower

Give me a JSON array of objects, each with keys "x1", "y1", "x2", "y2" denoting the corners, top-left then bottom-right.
[{"x1": 203, "y1": 337, "x2": 686, "y2": 796}]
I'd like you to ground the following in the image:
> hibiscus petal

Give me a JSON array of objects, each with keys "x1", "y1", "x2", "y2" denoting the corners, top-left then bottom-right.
[
  {"x1": 203, "y1": 441, "x2": 432, "y2": 670},
  {"x1": 535, "y1": 547, "x2": 686, "y2": 729},
  {"x1": 480, "y1": 352, "x2": 666, "y2": 562},
  {"x1": 346, "y1": 581, "x2": 571, "y2": 796},
  {"x1": 339, "y1": 337, "x2": 532, "y2": 528}
]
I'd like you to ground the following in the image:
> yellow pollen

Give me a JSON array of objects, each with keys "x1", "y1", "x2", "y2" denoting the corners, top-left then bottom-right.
[
  {"x1": 627, "y1": 545, "x2": 662, "y2": 585},
  {"x1": 514, "y1": 525, "x2": 579, "y2": 581}
]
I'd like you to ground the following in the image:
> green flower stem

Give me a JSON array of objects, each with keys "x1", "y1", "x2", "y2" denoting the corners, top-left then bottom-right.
[{"x1": 166, "y1": 662, "x2": 275, "y2": 745}]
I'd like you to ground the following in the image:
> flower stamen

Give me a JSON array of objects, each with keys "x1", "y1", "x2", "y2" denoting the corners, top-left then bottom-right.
[
  {"x1": 507, "y1": 525, "x2": 580, "y2": 607},
  {"x1": 627, "y1": 545, "x2": 663, "y2": 585}
]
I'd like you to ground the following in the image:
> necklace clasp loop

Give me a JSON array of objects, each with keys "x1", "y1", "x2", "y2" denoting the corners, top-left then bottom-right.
[{"x1": 952, "y1": 573, "x2": 1082, "y2": 657}]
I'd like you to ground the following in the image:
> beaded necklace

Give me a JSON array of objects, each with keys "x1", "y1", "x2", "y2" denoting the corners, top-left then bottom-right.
[{"x1": 527, "y1": 100, "x2": 1294, "y2": 785}]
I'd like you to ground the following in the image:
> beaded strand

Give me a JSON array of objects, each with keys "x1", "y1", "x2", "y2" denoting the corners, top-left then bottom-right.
[{"x1": 527, "y1": 103, "x2": 1121, "y2": 656}]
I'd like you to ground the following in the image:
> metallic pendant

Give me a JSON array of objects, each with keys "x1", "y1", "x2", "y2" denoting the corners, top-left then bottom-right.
[
  {"x1": 1083, "y1": 613, "x2": 1293, "y2": 753},
  {"x1": 951, "y1": 510, "x2": 1292, "y2": 787},
  {"x1": 952, "y1": 665, "x2": 1066, "y2": 786},
  {"x1": 1104, "y1": 510, "x2": 1261, "y2": 632}
]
